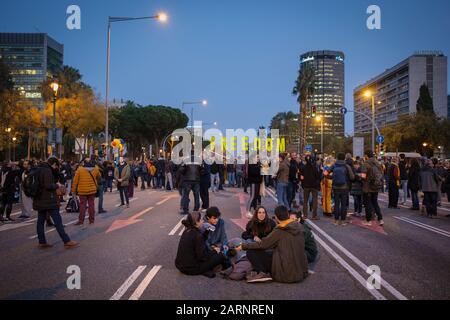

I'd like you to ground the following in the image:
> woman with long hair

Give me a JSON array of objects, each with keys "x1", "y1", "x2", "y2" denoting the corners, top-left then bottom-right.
[
  {"x1": 242, "y1": 206, "x2": 276, "y2": 243},
  {"x1": 175, "y1": 212, "x2": 231, "y2": 278}
]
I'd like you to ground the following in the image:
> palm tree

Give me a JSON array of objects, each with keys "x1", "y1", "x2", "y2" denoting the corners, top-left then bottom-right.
[{"x1": 293, "y1": 65, "x2": 315, "y2": 153}]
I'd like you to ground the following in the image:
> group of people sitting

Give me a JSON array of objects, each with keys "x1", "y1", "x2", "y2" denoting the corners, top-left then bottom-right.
[{"x1": 175, "y1": 205, "x2": 318, "y2": 283}]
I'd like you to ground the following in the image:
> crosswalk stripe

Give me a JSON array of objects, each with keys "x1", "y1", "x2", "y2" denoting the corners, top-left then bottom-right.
[
  {"x1": 169, "y1": 217, "x2": 185, "y2": 236},
  {"x1": 394, "y1": 216, "x2": 450, "y2": 238}
]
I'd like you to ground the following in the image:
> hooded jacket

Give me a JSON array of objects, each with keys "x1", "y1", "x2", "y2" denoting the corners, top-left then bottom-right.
[
  {"x1": 242, "y1": 219, "x2": 309, "y2": 283},
  {"x1": 203, "y1": 216, "x2": 228, "y2": 249}
]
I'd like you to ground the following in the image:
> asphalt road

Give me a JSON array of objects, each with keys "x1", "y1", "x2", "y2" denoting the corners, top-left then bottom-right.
[{"x1": 0, "y1": 185, "x2": 449, "y2": 300}]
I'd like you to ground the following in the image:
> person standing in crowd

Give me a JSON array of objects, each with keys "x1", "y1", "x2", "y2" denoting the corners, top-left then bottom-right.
[
  {"x1": 382, "y1": 158, "x2": 389, "y2": 193},
  {"x1": 236, "y1": 159, "x2": 244, "y2": 188},
  {"x1": 210, "y1": 158, "x2": 220, "y2": 193},
  {"x1": 350, "y1": 160, "x2": 363, "y2": 217},
  {"x1": 200, "y1": 159, "x2": 211, "y2": 212},
  {"x1": 138, "y1": 159, "x2": 148, "y2": 191},
  {"x1": 175, "y1": 211, "x2": 231, "y2": 278},
  {"x1": 287, "y1": 153, "x2": 299, "y2": 210},
  {"x1": 18, "y1": 160, "x2": 35, "y2": 219},
  {"x1": 114, "y1": 157, "x2": 131, "y2": 208},
  {"x1": 320, "y1": 157, "x2": 334, "y2": 217},
  {"x1": 105, "y1": 161, "x2": 114, "y2": 192},
  {"x1": 241, "y1": 206, "x2": 276, "y2": 242},
  {"x1": 329, "y1": 153, "x2": 354, "y2": 226},
  {"x1": 444, "y1": 161, "x2": 450, "y2": 205},
  {"x1": 218, "y1": 161, "x2": 225, "y2": 191},
  {"x1": 180, "y1": 160, "x2": 201, "y2": 214},
  {"x1": 420, "y1": 158, "x2": 440, "y2": 218},
  {"x1": 361, "y1": 151, "x2": 384, "y2": 226},
  {"x1": 388, "y1": 157, "x2": 401, "y2": 209},
  {"x1": 299, "y1": 155, "x2": 322, "y2": 220},
  {"x1": 407, "y1": 158, "x2": 421, "y2": 211},
  {"x1": 0, "y1": 161, "x2": 18, "y2": 222},
  {"x1": 243, "y1": 157, "x2": 249, "y2": 194},
  {"x1": 72, "y1": 158, "x2": 100, "y2": 226},
  {"x1": 61, "y1": 161, "x2": 73, "y2": 197},
  {"x1": 227, "y1": 161, "x2": 236, "y2": 187},
  {"x1": 399, "y1": 154, "x2": 409, "y2": 205},
  {"x1": 156, "y1": 156, "x2": 165, "y2": 189},
  {"x1": 33, "y1": 157, "x2": 79, "y2": 249},
  {"x1": 275, "y1": 153, "x2": 290, "y2": 210},
  {"x1": 433, "y1": 158, "x2": 446, "y2": 207},
  {"x1": 165, "y1": 159, "x2": 174, "y2": 191},
  {"x1": 96, "y1": 161, "x2": 107, "y2": 214},
  {"x1": 238, "y1": 205, "x2": 309, "y2": 283},
  {"x1": 246, "y1": 154, "x2": 262, "y2": 219}
]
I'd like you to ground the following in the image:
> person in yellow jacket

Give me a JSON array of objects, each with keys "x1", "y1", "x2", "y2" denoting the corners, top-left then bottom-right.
[
  {"x1": 321, "y1": 156, "x2": 335, "y2": 217},
  {"x1": 72, "y1": 158, "x2": 101, "y2": 226}
]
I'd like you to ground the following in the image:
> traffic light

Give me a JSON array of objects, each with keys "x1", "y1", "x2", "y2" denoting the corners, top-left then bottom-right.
[
  {"x1": 311, "y1": 106, "x2": 317, "y2": 118},
  {"x1": 379, "y1": 143, "x2": 385, "y2": 156}
]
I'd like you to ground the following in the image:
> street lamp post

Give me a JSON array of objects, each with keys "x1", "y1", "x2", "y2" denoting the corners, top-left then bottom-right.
[
  {"x1": 50, "y1": 81, "x2": 59, "y2": 157},
  {"x1": 105, "y1": 13, "x2": 168, "y2": 160},
  {"x1": 12, "y1": 137, "x2": 17, "y2": 162},
  {"x1": 182, "y1": 100, "x2": 208, "y2": 132},
  {"x1": 364, "y1": 91, "x2": 376, "y2": 153}
]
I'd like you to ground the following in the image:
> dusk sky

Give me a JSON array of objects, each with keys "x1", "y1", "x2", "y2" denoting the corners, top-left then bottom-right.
[{"x1": 2, "y1": 0, "x2": 450, "y2": 135}]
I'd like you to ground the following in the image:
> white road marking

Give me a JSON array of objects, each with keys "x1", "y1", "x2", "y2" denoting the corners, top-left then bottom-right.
[
  {"x1": 378, "y1": 196, "x2": 450, "y2": 212},
  {"x1": 11, "y1": 211, "x2": 23, "y2": 217},
  {"x1": 156, "y1": 196, "x2": 175, "y2": 206},
  {"x1": 110, "y1": 266, "x2": 147, "y2": 300},
  {"x1": 307, "y1": 220, "x2": 408, "y2": 300},
  {"x1": 128, "y1": 265, "x2": 162, "y2": 300},
  {"x1": 115, "y1": 197, "x2": 138, "y2": 207},
  {"x1": 266, "y1": 187, "x2": 408, "y2": 300},
  {"x1": 312, "y1": 231, "x2": 386, "y2": 300},
  {"x1": 393, "y1": 216, "x2": 450, "y2": 238},
  {"x1": 178, "y1": 227, "x2": 185, "y2": 236},
  {"x1": 28, "y1": 217, "x2": 88, "y2": 240},
  {"x1": 169, "y1": 217, "x2": 185, "y2": 236}
]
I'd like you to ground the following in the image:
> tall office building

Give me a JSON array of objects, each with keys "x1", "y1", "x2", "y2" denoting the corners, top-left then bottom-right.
[
  {"x1": 354, "y1": 52, "x2": 447, "y2": 134},
  {"x1": 0, "y1": 33, "x2": 64, "y2": 109},
  {"x1": 299, "y1": 50, "x2": 345, "y2": 151}
]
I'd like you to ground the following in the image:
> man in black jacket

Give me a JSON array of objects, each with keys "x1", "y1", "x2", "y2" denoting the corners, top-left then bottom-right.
[
  {"x1": 181, "y1": 162, "x2": 202, "y2": 214},
  {"x1": 0, "y1": 162, "x2": 18, "y2": 222},
  {"x1": 33, "y1": 157, "x2": 79, "y2": 249},
  {"x1": 299, "y1": 156, "x2": 322, "y2": 220}
]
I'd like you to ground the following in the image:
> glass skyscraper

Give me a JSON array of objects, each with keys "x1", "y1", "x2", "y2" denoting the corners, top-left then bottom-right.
[
  {"x1": 299, "y1": 50, "x2": 345, "y2": 151},
  {"x1": 0, "y1": 33, "x2": 64, "y2": 109}
]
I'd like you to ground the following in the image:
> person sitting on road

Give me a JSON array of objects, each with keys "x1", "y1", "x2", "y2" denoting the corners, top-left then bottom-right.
[
  {"x1": 203, "y1": 206, "x2": 228, "y2": 252},
  {"x1": 241, "y1": 206, "x2": 276, "y2": 242},
  {"x1": 175, "y1": 211, "x2": 231, "y2": 278},
  {"x1": 236, "y1": 205, "x2": 309, "y2": 283}
]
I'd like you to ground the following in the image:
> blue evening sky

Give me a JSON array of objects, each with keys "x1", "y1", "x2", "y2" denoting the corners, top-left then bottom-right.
[{"x1": 1, "y1": 0, "x2": 450, "y2": 135}]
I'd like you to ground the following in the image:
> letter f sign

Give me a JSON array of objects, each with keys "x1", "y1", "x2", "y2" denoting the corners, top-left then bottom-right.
[{"x1": 367, "y1": 5, "x2": 381, "y2": 30}]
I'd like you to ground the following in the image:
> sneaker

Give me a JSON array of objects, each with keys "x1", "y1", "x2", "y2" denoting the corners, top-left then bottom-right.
[
  {"x1": 379, "y1": 220, "x2": 384, "y2": 226},
  {"x1": 38, "y1": 243, "x2": 53, "y2": 249},
  {"x1": 363, "y1": 221, "x2": 372, "y2": 226},
  {"x1": 98, "y1": 209, "x2": 107, "y2": 214},
  {"x1": 340, "y1": 221, "x2": 348, "y2": 226},
  {"x1": 333, "y1": 220, "x2": 339, "y2": 226},
  {"x1": 246, "y1": 211, "x2": 253, "y2": 219},
  {"x1": 126, "y1": 204, "x2": 130, "y2": 208},
  {"x1": 118, "y1": 204, "x2": 125, "y2": 207},
  {"x1": 64, "y1": 241, "x2": 80, "y2": 249},
  {"x1": 246, "y1": 272, "x2": 273, "y2": 283}
]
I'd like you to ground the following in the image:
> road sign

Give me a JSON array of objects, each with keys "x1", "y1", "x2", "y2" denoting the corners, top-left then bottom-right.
[
  {"x1": 305, "y1": 145, "x2": 313, "y2": 152},
  {"x1": 377, "y1": 135, "x2": 385, "y2": 144},
  {"x1": 340, "y1": 107, "x2": 347, "y2": 115}
]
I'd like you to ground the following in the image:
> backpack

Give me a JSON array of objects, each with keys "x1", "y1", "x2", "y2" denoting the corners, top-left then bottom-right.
[
  {"x1": 369, "y1": 163, "x2": 384, "y2": 190},
  {"x1": 66, "y1": 196, "x2": 80, "y2": 213},
  {"x1": 332, "y1": 164, "x2": 348, "y2": 187},
  {"x1": 23, "y1": 167, "x2": 41, "y2": 198}
]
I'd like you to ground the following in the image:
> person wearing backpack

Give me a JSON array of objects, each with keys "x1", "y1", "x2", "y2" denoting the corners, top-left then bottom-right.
[
  {"x1": 19, "y1": 160, "x2": 36, "y2": 219},
  {"x1": 361, "y1": 151, "x2": 384, "y2": 226},
  {"x1": 71, "y1": 158, "x2": 101, "y2": 226},
  {"x1": 329, "y1": 153, "x2": 355, "y2": 226},
  {"x1": 33, "y1": 157, "x2": 79, "y2": 249}
]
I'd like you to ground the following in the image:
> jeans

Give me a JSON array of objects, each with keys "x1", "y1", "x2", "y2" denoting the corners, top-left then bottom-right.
[
  {"x1": 200, "y1": 182, "x2": 210, "y2": 209},
  {"x1": 37, "y1": 209, "x2": 70, "y2": 244},
  {"x1": 411, "y1": 191, "x2": 419, "y2": 209},
  {"x1": 334, "y1": 190, "x2": 349, "y2": 221},
  {"x1": 401, "y1": 180, "x2": 408, "y2": 203},
  {"x1": 353, "y1": 194, "x2": 363, "y2": 214},
  {"x1": 424, "y1": 192, "x2": 438, "y2": 216},
  {"x1": 228, "y1": 172, "x2": 235, "y2": 186},
  {"x1": 303, "y1": 188, "x2": 318, "y2": 217},
  {"x1": 287, "y1": 182, "x2": 296, "y2": 208},
  {"x1": 210, "y1": 173, "x2": 220, "y2": 192},
  {"x1": 298, "y1": 185, "x2": 304, "y2": 205},
  {"x1": 118, "y1": 186, "x2": 129, "y2": 205},
  {"x1": 98, "y1": 185, "x2": 104, "y2": 211},
  {"x1": 79, "y1": 195, "x2": 95, "y2": 223},
  {"x1": 165, "y1": 172, "x2": 173, "y2": 190},
  {"x1": 182, "y1": 182, "x2": 200, "y2": 213},
  {"x1": 140, "y1": 175, "x2": 146, "y2": 190},
  {"x1": 105, "y1": 179, "x2": 113, "y2": 192},
  {"x1": 156, "y1": 174, "x2": 165, "y2": 189},
  {"x1": 236, "y1": 172, "x2": 243, "y2": 188},
  {"x1": 0, "y1": 192, "x2": 13, "y2": 219},
  {"x1": 363, "y1": 192, "x2": 383, "y2": 222},
  {"x1": 276, "y1": 182, "x2": 289, "y2": 209}
]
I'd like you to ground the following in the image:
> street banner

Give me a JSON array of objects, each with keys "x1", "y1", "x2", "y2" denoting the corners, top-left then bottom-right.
[{"x1": 353, "y1": 137, "x2": 364, "y2": 158}]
